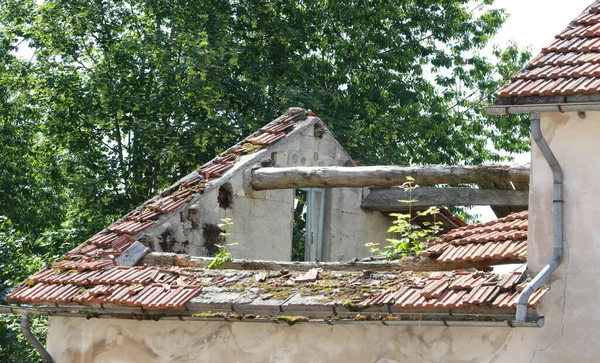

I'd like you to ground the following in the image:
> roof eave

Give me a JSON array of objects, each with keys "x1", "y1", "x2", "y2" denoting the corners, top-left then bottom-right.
[
  {"x1": 0, "y1": 304, "x2": 545, "y2": 328},
  {"x1": 486, "y1": 94, "x2": 600, "y2": 115}
]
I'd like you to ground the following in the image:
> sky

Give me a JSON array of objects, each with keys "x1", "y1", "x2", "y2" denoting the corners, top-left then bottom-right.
[{"x1": 492, "y1": 0, "x2": 593, "y2": 54}]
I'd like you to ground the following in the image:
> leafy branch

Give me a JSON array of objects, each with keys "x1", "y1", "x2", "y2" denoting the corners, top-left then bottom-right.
[
  {"x1": 206, "y1": 218, "x2": 238, "y2": 269},
  {"x1": 366, "y1": 177, "x2": 442, "y2": 259}
]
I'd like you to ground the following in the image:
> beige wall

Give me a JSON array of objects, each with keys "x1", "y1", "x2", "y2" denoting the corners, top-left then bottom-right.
[
  {"x1": 47, "y1": 316, "x2": 536, "y2": 363},
  {"x1": 520, "y1": 111, "x2": 600, "y2": 361},
  {"x1": 49, "y1": 111, "x2": 600, "y2": 362}
]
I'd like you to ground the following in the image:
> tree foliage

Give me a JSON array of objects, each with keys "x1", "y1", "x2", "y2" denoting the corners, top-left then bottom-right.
[{"x1": 0, "y1": 1, "x2": 530, "y2": 361}]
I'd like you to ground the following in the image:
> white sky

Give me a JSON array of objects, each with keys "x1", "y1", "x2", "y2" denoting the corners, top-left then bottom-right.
[{"x1": 492, "y1": 0, "x2": 592, "y2": 54}]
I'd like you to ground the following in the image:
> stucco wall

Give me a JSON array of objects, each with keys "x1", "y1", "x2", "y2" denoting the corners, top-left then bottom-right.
[
  {"x1": 47, "y1": 316, "x2": 539, "y2": 363},
  {"x1": 519, "y1": 111, "x2": 600, "y2": 362},
  {"x1": 138, "y1": 118, "x2": 392, "y2": 262},
  {"x1": 46, "y1": 111, "x2": 600, "y2": 362}
]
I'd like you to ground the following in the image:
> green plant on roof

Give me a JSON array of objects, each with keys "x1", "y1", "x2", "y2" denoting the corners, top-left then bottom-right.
[
  {"x1": 366, "y1": 176, "x2": 442, "y2": 259},
  {"x1": 206, "y1": 218, "x2": 238, "y2": 269}
]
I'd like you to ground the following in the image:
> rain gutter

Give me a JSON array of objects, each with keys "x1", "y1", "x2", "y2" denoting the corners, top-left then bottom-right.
[
  {"x1": 0, "y1": 305, "x2": 544, "y2": 328},
  {"x1": 20, "y1": 314, "x2": 54, "y2": 363},
  {"x1": 514, "y1": 113, "x2": 565, "y2": 321},
  {"x1": 485, "y1": 102, "x2": 600, "y2": 115}
]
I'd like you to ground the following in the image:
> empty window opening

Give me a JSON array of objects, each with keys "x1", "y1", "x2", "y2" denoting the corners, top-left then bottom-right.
[
  {"x1": 292, "y1": 188, "x2": 325, "y2": 262},
  {"x1": 292, "y1": 190, "x2": 308, "y2": 261},
  {"x1": 218, "y1": 183, "x2": 234, "y2": 209}
]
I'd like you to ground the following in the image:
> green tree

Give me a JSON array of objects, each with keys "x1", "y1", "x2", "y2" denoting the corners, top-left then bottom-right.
[
  {"x1": 3, "y1": 1, "x2": 530, "y2": 228},
  {"x1": 0, "y1": 1, "x2": 531, "y2": 360}
]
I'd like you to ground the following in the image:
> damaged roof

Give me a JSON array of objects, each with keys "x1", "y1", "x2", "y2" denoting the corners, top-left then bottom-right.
[
  {"x1": 495, "y1": 1, "x2": 600, "y2": 102},
  {"x1": 6, "y1": 109, "x2": 312, "y2": 311},
  {"x1": 6, "y1": 209, "x2": 544, "y2": 325},
  {"x1": 4, "y1": 107, "x2": 544, "y2": 325},
  {"x1": 6, "y1": 265, "x2": 546, "y2": 326}
]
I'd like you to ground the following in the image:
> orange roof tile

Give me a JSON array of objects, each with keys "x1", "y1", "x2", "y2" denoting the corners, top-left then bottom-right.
[
  {"x1": 6, "y1": 111, "x2": 308, "y2": 310},
  {"x1": 495, "y1": 2, "x2": 600, "y2": 99},
  {"x1": 422, "y1": 211, "x2": 528, "y2": 264}
]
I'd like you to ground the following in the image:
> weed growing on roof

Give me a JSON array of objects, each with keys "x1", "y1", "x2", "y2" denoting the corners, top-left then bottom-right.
[
  {"x1": 192, "y1": 311, "x2": 228, "y2": 319},
  {"x1": 241, "y1": 142, "x2": 263, "y2": 154},
  {"x1": 342, "y1": 299, "x2": 366, "y2": 312},
  {"x1": 206, "y1": 218, "x2": 238, "y2": 269},
  {"x1": 366, "y1": 176, "x2": 443, "y2": 259},
  {"x1": 276, "y1": 316, "x2": 310, "y2": 326},
  {"x1": 85, "y1": 312, "x2": 100, "y2": 320}
]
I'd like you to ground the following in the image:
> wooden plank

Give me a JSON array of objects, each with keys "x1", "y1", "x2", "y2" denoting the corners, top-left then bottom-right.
[
  {"x1": 140, "y1": 252, "x2": 521, "y2": 273},
  {"x1": 477, "y1": 181, "x2": 514, "y2": 218},
  {"x1": 362, "y1": 187, "x2": 529, "y2": 212},
  {"x1": 250, "y1": 165, "x2": 530, "y2": 190}
]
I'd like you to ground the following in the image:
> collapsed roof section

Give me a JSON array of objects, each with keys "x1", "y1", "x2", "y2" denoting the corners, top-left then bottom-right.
[
  {"x1": 6, "y1": 108, "x2": 316, "y2": 310},
  {"x1": 6, "y1": 210, "x2": 543, "y2": 325},
  {"x1": 4, "y1": 107, "x2": 544, "y2": 324}
]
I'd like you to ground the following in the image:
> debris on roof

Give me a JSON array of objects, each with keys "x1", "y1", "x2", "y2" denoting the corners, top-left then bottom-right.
[
  {"x1": 6, "y1": 266, "x2": 547, "y2": 324},
  {"x1": 495, "y1": 2, "x2": 600, "y2": 98},
  {"x1": 3, "y1": 106, "x2": 544, "y2": 325},
  {"x1": 5, "y1": 109, "x2": 310, "y2": 312}
]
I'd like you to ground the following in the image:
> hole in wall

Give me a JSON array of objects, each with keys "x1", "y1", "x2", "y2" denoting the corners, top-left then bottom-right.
[
  {"x1": 158, "y1": 227, "x2": 189, "y2": 254},
  {"x1": 218, "y1": 183, "x2": 234, "y2": 209},
  {"x1": 314, "y1": 124, "x2": 325, "y2": 138},
  {"x1": 202, "y1": 223, "x2": 225, "y2": 257}
]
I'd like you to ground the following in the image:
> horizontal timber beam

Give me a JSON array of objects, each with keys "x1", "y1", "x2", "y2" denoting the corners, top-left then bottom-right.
[
  {"x1": 363, "y1": 187, "x2": 529, "y2": 212},
  {"x1": 140, "y1": 252, "x2": 519, "y2": 272},
  {"x1": 250, "y1": 165, "x2": 530, "y2": 190}
]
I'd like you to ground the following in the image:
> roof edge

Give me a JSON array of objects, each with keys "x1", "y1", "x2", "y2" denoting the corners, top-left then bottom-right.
[
  {"x1": 485, "y1": 101, "x2": 600, "y2": 115},
  {"x1": 0, "y1": 305, "x2": 544, "y2": 328},
  {"x1": 492, "y1": 92, "x2": 600, "y2": 106}
]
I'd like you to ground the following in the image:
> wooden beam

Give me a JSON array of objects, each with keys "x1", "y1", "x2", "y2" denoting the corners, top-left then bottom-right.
[
  {"x1": 250, "y1": 165, "x2": 530, "y2": 190},
  {"x1": 140, "y1": 252, "x2": 520, "y2": 272},
  {"x1": 362, "y1": 187, "x2": 529, "y2": 212}
]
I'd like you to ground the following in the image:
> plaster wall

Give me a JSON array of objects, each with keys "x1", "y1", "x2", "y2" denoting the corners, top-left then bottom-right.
[
  {"x1": 45, "y1": 111, "x2": 600, "y2": 362},
  {"x1": 138, "y1": 118, "x2": 391, "y2": 262}
]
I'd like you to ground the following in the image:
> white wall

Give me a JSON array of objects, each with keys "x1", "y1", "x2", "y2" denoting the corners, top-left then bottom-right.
[{"x1": 138, "y1": 117, "x2": 392, "y2": 262}]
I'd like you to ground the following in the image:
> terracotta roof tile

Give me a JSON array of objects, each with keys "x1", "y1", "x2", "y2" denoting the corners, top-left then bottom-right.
[
  {"x1": 424, "y1": 211, "x2": 528, "y2": 265},
  {"x1": 7, "y1": 267, "x2": 549, "y2": 316},
  {"x1": 495, "y1": 3, "x2": 600, "y2": 98},
  {"x1": 6, "y1": 111, "x2": 311, "y2": 311}
]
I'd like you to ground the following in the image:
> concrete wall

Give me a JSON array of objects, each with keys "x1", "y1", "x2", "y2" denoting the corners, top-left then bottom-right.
[
  {"x1": 138, "y1": 118, "x2": 392, "y2": 262},
  {"x1": 46, "y1": 316, "x2": 531, "y2": 363},
  {"x1": 46, "y1": 111, "x2": 600, "y2": 362}
]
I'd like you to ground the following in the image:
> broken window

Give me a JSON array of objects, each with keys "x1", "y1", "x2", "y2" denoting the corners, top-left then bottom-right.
[{"x1": 292, "y1": 188, "x2": 325, "y2": 262}]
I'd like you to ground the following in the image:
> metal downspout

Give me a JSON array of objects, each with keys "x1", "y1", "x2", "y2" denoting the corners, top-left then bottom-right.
[
  {"x1": 516, "y1": 113, "x2": 565, "y2": 321},
  {"x1": 20, "y1": 314, "x2": 54, "y2": 363}
]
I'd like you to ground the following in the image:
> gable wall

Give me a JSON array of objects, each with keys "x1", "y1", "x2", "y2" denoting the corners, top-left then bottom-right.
[{"x1": 140, "y1": 117, "x2": 392, "y2": 262}]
